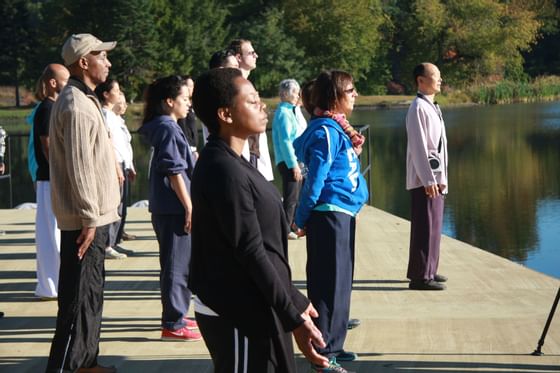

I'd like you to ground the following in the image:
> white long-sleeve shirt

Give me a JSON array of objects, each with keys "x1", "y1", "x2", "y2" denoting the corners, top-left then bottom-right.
[
  {"x1": 104, "y1": 109, "x2": 134, "y2": 171},
  {"x1": 406, "y1": 95, "x2": 448, "y2": 191}
]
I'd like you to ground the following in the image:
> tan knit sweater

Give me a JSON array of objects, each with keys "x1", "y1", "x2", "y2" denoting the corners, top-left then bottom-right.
[{"x1": 49, "y1": 80, "x2": 120, "y2": 230}]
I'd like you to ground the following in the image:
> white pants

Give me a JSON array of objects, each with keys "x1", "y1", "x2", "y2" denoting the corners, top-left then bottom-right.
[{"x1": 35, "y1": 181, "x2": 60, "y2": 298}]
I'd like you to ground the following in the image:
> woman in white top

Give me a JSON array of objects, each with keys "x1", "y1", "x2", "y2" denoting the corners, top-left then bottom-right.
[{"x1": 95, "y1": 80, "x2": 134, "y2": 259}]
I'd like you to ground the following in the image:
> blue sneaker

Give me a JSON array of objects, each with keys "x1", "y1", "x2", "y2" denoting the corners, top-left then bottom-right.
[
  {"x1": 309, "y1": 356, "x2": 355, "y2": 373},
  {"x1": 335, "y1": 350, "x2": 358, "y2": 362}
]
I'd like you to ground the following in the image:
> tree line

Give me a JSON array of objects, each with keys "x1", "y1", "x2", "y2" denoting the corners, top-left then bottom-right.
[{"x1": 1, "y1": 0, "x2": 559, "y2": 103}]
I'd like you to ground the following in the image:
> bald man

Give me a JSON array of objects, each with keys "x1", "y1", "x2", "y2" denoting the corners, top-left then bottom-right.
[
  {"x1": 33, "y1": 64, "x2": 69, "y2": 300},
  {"x1": 406, "y1": 62, "x2": 449, "y2": 291}
]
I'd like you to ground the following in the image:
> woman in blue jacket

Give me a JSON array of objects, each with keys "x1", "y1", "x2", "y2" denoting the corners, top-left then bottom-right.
[
  {"x1": 293, "y1": 70, "x2": 369, "y2": 373},
  {"x1": 138, "y1": 76, "x2": 201, "y2": 341}
]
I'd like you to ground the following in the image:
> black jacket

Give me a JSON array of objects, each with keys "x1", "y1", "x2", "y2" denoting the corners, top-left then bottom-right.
[{"x1": 190, "y1": 135, "x2": 309, "y2": 337}]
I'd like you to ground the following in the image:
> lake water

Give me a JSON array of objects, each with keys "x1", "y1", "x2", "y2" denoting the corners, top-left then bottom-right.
[
  {"x1": 351, "y1": 101, "x2": 560, "y2": 279},
  {"x1": 1, "y1": 101, "x2": 558, "y2": 278}
]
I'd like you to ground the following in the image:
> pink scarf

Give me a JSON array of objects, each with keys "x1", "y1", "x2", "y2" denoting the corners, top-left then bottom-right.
[{"x1": 314, "y1": 108, "x2": 365, "y2": 152}]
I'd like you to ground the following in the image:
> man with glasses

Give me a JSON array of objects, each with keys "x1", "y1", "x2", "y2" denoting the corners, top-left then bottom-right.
[
  {"x1": 228, "y1": 39, "x2": 274, "y2": 182},
  {"x1": 229, "y1": 38, "x2": 258, "y2": 79}
]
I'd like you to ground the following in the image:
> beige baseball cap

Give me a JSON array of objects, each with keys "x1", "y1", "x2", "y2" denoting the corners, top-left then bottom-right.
[{"x1": 61, "y1": 33, "x2": 117, "y2": 66}]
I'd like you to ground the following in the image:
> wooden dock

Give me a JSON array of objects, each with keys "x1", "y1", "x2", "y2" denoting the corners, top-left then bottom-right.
[{"x1": 0, "y1": 206, "x2": 558, "y2": 372}]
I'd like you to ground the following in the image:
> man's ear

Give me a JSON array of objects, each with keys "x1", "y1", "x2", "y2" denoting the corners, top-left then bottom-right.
[
  {"x1": 217, "y1": 107, "x2": 232, "y2": 123},
  {"x1": 78, "y1": 56, "x2": 88, "y2": 70},
  {"x1": 48, "y1": 78, "x2": 57, "y2": 89}
]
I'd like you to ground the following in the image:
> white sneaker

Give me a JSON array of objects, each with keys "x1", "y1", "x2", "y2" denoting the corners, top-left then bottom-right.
[
  {"x1": 288, "y1": 231, "x2": 299, "y2": 240},
  {"x1": 105, "y1": 247, "x2": 127, "y2": 259}
]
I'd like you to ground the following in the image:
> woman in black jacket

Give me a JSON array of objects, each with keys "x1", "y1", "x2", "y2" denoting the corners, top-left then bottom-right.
[{"x1": 190, "y1": 68, "x2": 328, "y2": 373}]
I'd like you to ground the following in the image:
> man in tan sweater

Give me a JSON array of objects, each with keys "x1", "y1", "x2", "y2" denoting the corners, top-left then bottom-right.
[{"x1": 46, "y1": 33, "x2": 120, "y2": 373}]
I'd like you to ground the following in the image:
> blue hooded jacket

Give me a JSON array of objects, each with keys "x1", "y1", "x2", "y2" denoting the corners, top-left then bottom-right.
[
  {"x1": 294, "y1": 116, "x2": 369, "y2": 228},
  {"x1": 139, "y1": 115, "x2": 194, "y2": 215}
]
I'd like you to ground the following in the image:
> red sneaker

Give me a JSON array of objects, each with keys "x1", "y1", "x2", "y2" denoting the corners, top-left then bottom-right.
[
  {"x1": 183, "y1": 317, "x2": 199, "y2": 330},
  {"x1": 161, "y1": 326, "x2": 202, "y2": 341}
]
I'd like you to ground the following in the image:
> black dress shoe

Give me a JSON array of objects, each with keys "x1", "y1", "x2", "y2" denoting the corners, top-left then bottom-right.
[
  {"x1": 347, "y1": 318, "x2": 360, "y2": 330},
  {"x1": 409, "y1": 279, "x2": 446, "y2": 290},
  {"x1": 434, "y1": 274, "x2": 447, "y2": 282}
]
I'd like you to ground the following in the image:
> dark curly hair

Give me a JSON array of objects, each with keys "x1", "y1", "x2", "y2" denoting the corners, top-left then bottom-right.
[
  {"x1": 142, "y1": 75, "x2": 187, "y2": 124},
  {"x1": 192, "y1": 68, "x2": 243, "y2": 135}
]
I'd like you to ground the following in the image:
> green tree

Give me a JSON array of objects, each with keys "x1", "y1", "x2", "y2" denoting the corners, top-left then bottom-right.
[
  {"x1": 523, "y1": 0, "x2": 560, "y2": 76},
  {"x1": 38, "y1": 0, "x2": 160, "y2": 101},
  {"x1": 232, "y1": 6, "x2": 309, "y2": 96},
  {"x1": 150, "y1": 0, "x2": 230, "y2": 77},
  {"x1": 389, "y1": 0, "x2": 544, "y2": 90},
  {"x1": 0, "y1": 0, "x2": 40, "y2": 106},
  {"x1": 282, "y1": 0, "x2": 386, "y2": 85}
]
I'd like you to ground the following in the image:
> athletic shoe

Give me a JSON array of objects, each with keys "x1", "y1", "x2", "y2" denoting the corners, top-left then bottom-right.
[
  {"x1": 335, "y1": 350, "x2": 357, "y2": 362},
  {"x1": 161, "y1": 326, "x2": 202, "y2": 341},
  {"x1": 434, "y1": 274, "x2": 448, "y2": 282},
  {"x1": 182, "y1": 317, "x2": 199, "y2": 330},
  {"x1": 105, "y1": 247, "x2": 127, "y2": 259},
  {"x1": 347, "y1": 318, "x2": 360, "y2": 330},
  {"x1": 309, "y1": 357, "x2": 355, "y2": 373}
]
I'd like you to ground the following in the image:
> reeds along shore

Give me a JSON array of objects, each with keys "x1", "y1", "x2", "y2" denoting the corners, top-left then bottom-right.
[{"x1": 467, "y1": 76, "x2": 560, "y2": 104}]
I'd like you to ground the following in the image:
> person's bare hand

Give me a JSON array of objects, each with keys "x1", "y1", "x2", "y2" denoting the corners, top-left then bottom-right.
[
  {"x1": 293, "y1": 320, "x2": 329, "y2": 368},
  {"x1": 292, "y1": 223, "x2": 306, "y2": 237},
  {"x1": 116, "y1": 167, "x2": 125, "y2": 186},
  {"x1": 292, "y1": 166, "x2": 303, "y2": 182},
  {"x1": 76, "y1": 226, "x2": 96, "y2": 259},
  {"x1": 128, "y1": 169, "x2": 137, "y2": 182},
  {"x1": 425, "y1": 184, "x2": 440, "y2": 198},
  {"x1": 184, "y1": 209, "x2": 192, "y2": 234},
  {"x1": 301, "y1": 303, "x2": 319, "y2": 321}
]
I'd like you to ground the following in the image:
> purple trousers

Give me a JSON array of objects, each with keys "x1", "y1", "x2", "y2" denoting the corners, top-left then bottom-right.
[{"x1": 407, "y1": 187, "x2": 444, "y2": 281}]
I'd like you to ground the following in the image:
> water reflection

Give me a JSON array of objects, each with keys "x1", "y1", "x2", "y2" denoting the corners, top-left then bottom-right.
[{"x1": 352, "y1": 102, "x2": 560, "y2": 278}]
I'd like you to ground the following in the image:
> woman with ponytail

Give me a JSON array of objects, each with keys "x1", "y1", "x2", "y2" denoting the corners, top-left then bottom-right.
[
  {"x1": 293, "y1": 70, "x2": 369, "y2": 373},
  {"x1": 138, "y1": 75, "x2": 201, "y2": 341}
]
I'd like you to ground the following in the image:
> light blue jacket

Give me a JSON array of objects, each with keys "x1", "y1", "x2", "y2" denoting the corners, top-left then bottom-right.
[
  {"x1": 294, "y1": 116, "x2": 369, "y2": 228},
  {"x1": 272, "y1": 102, "x2": 299, "y2": 169}
]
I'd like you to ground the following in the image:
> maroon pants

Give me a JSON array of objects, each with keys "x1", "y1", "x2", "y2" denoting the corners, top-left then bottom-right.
[{"x1": 407, "y1": 187, "x2": 444, "y2": 281}]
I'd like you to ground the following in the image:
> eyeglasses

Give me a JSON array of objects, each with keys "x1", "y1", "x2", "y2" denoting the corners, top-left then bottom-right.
[{"x1": 344, "y1": 87, "x2": 356, "y2": 94}]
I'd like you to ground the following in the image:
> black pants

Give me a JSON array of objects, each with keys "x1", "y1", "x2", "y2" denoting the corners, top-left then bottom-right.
[
  {"x1": 306, "y1": 211, "x2": 355, "y2": 358},
  {"x1": 107, "y1": 163, "x2": 129, "y2": 247},
  {"x1": 196, "y1": 312, "x2": 296, "y2": 373},
  {"x1": 277, "y1": 162, "x2": 302, "y2": 227},
  {"x1": 407, "y1": 187, "x2": 444, "y2": 281},
  {"x1": 45, "y1": 225, "x2": 109, "y2": 373},
  {"x1": 152, "y1": 214, "x2": 192, "y2": 330},
  {"x1": 115, "y1": 165, "x2": 130, "y2": 244}
]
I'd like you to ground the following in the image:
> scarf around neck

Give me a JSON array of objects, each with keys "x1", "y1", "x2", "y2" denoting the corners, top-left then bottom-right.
[{"x1": 313, "y1": 108, "x2": 365, "y2": 151}]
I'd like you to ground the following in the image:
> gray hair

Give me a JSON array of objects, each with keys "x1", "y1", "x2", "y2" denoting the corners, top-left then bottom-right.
[{"x1": 279, "y1": 79, "x2": 300, "y2": 103}]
